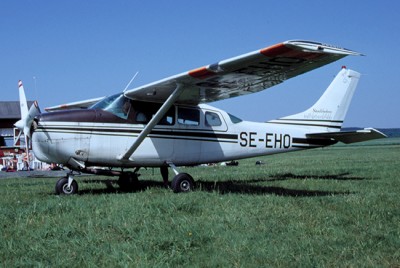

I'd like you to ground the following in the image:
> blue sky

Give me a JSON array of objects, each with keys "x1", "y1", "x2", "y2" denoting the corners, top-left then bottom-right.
[{"x1": 1, "y1": 1, "x2": 399, "y2": 128}]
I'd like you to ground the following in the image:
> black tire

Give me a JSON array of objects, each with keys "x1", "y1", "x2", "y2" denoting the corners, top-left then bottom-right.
[
  {"x1": 171, "y1": 173, "x2": 195, "y2": 193},
  {"x1": 118, "y1": 172, "x2": 140, "y2": 192},
  {"x1": 55, "y1": 177, "x2": 78, "y2": 195}
]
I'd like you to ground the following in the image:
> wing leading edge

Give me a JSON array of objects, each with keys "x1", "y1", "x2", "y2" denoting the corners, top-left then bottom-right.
[
  {"x1": 45, "y1": 97, "x2": 105, "y2": 112},
  {"x1": 124, "y1": 40, "x2": 362, "y2": 105}
]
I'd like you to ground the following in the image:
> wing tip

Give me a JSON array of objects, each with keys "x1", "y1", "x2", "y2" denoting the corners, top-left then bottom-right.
[{"x1": 284, "y1": 40, "x2": 363, "y2": 56}]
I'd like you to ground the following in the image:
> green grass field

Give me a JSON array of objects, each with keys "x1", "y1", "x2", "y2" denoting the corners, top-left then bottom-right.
[{"x1": 1, "y1": 139, "x2": 399, "y2": 267}]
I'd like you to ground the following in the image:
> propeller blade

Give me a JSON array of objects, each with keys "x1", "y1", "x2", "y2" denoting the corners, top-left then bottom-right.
[
  {"x1": 14, "y1": 81, "x2": 41, "y2": 138},
  {"x1": 18, "y1": 80, "x2": 29, "y2": 118}
]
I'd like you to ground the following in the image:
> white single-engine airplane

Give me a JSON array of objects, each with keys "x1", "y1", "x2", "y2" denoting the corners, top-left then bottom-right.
[{"x1": 15, "y1": 40, "x2": 386, "y2": 195}]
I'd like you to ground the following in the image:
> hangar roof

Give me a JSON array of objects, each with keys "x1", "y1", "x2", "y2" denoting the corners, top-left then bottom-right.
[{"x1": 0, "y1": 101, "x2": 34, "y2": 119}]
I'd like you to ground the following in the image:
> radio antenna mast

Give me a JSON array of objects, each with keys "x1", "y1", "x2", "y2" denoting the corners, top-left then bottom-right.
[
  {"x1": 33, "y1": 76, "x2": 38, "y2": 101},
  {"x1": 123, "y1": 71, "x2": 139, "y2": 92}
]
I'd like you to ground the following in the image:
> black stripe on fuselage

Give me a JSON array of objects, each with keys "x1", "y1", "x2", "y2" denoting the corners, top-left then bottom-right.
[
  {"x1": 277, "y1": 118, "x2": 343, "y2": 123},
  {"x1": 271, "y1": 119, "x2": 342, "y2": 129},
  {"x1": 292, "y1": 137, "x2": 337, "y2": 147},
  {"x1": 35, "y1": 125, "x2": 238, "y2": 143}
]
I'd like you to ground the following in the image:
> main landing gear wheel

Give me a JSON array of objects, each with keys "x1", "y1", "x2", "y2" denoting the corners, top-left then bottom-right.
[
  {"x1": 55, "y1": 177, "x2": 78, "y2": 195},
  {"x1": 118, "y1": 172, "x2": 140, "y2": 192},
  {"x1": 171, "y1": 173, "x2": 195, "y2": 193}
]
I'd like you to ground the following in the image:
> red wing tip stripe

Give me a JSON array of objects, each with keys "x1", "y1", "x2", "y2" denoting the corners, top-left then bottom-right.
[
  {"x1": 189, "y1": 66, "x2": 216, "y2": 79},
  {"x1": 260, "y1": 43, "x2": 288, "y2": 57},
  {"x1": 260, "y1": 42, "x2": 327, "y2": 60}
]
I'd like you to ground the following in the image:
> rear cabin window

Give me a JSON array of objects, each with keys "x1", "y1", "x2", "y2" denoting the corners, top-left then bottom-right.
[
  {"x1": 228, "y1": 113, "x2": 242, "y2": 124},
  {"x1": 178, "y1": 107, "x2": 200, "y2": 126},
  {"x1": 205, "y1": 111, "x2": 222, "y2": 127}
]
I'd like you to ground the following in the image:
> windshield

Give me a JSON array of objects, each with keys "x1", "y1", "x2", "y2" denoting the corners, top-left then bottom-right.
[{"x1": 90, "y1": 93, "x2": 131, "y2": 120}]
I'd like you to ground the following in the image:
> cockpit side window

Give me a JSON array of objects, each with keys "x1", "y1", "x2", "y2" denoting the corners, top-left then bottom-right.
[
  {"x1": 91, "y1": 95, "x2": 174, "y2": 125},
  {"x1": 132, "y1": 101, "x2": 175, "y2": 125}
]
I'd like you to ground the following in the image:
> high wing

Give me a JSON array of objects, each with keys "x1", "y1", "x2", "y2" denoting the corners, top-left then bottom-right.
[
  {"x1": 124, "y1": 40, "x2": 362, "y2": 105},
  {"x1": 45, "y1": 96, "x2": 104, "y2": 112},
  {"x1": 117, "y1": 40, "x2": 361, "y2": 161}
]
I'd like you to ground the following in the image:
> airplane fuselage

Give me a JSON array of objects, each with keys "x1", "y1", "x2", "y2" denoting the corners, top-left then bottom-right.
[
  {"x1": 14, "y1": 40, "x2": 385, "y2": 195},
  {"x1": 32, "y1": 102, "x2": 334, "y2": 170}
]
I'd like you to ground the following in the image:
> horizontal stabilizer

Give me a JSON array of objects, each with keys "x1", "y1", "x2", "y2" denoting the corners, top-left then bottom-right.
[{"x1": 307, "y1": 128, "x2": 387, "y2": 144}]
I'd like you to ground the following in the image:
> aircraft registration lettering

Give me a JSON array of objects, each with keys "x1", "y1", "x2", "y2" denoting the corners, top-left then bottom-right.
[{"x1": 240, "y1": 132, "x2": 291, "y2": 149}]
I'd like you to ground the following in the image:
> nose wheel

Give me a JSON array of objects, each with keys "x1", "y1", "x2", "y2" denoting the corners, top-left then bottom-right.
[{"x1": 55, "y1": 175, "x2": 78, "y2": 195}]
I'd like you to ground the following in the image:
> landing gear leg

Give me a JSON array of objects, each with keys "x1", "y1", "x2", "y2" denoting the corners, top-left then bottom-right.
[
  {"x1": 160, "y1": 166, "x2": 169, "y2": 187},
  {"x1": 168, "y1": 163, "x2": 195, "y2": 193},
  {"x1": 55, "y1": 173, "x2": 78, "y2": 195}
]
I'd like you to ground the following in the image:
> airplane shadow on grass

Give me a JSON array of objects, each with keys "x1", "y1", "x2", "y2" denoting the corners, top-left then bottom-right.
[
  {"x1": 196, "y1": 172, "x2": 365, "y2": 197},
  {"x1": 78, "y1": 172, "x2": 364, "y2": 197}
]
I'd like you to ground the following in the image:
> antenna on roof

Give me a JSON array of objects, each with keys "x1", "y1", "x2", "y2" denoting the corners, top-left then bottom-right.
[
  {"x1": 33, "y1": 76, "x2": 38, "y2": 101},
  {"x1": 123, "y1": 71, "x2": 139, "y2": 93}
]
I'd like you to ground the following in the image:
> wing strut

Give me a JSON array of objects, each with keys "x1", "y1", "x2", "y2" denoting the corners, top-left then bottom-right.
[{"x1": 117, "y1": 83, "x2": 184, "y2": 161}]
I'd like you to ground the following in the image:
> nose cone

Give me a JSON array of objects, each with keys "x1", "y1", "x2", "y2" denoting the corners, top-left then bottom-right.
[
  {"x1": 32, "y1": 133, "x2": 71, "y2": 165},
  {"x1": 31, "y1": 131, "x2": 52, "y2": 163},
  {"x1": 31, "y1": 110, "x2": 96, "y2": 165}
]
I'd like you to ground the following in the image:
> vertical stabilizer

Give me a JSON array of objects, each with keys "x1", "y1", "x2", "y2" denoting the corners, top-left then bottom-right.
[{"x1": 269, "y1": 68, "x2": 360, "y2": 131}]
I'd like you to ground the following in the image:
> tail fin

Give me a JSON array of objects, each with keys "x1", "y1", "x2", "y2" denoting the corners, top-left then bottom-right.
[{"x1": 269, "y1": 67, "x2": 360, "y2": 131}]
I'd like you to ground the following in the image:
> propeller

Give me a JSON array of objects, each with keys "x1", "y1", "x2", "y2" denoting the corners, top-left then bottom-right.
[
  {"x1": 14, "y1": 81, "x2": 41, "y2": 166},
  {"x1": 14, "y1": 81, "x2": 41, "y2": 138},
  {"x1": 14, "y1": 100, "x2": 41, "y2": 138}
]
